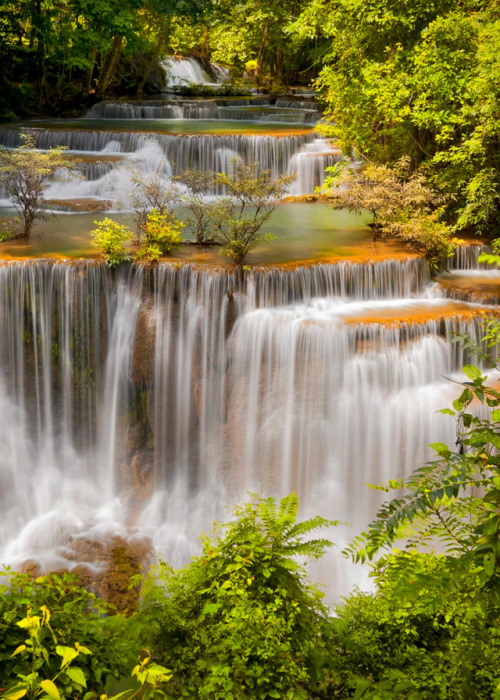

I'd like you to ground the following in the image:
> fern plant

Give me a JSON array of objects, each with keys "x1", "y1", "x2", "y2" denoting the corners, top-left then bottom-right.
[
  {"x1": 345, "y1": 320, "x2": 500, "y2": 602},
  {"x1": 139, "y1": 492, "x2": 336, "y2": 700}
]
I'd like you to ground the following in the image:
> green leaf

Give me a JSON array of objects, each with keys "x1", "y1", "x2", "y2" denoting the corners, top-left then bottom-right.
[
  {"x1": 483, "y1": 552, "x2": 495, "y2": 577},
  {"x1": 429, "y1": 442, "x2": 450, "y2": 455},
  {"x1": 438, "y1": 408, "x2": 455, "y2": 416},
  {"x1": 1, "y1": 686, "x2": 28, "y2": 700},
  {"x1": 39, "y1": 680, "x2": 60, "y2": 700},
  {"x1": 463, "y1": 364, "x2": 482, "y2": 381},
  {"x1": 65, "y1": 667, "x2": 87, "y2": 688},
  {"x1": 56, "y1": 645, "x2": 79, "y2": 668},
  {"x1": 492, "y1": 409, "x2": 500, "y2": 422},
  {"x1": 10, "y1": 644, "x2": 27, "y2": 657}
]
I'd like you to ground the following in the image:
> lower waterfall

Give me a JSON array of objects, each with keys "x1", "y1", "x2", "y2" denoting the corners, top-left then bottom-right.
[{"x1": 0, "y1": 259, "x2": 489, "y2": 597}]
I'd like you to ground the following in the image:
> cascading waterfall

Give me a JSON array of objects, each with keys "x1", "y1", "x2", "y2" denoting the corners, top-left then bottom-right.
[
  {"x1": 161, "y1": 56, "x2": 228, "y2": 88},
  {"x1": 0, "y1": 258, "x2": 491, "y2": 596},
  {"x1": 0, "y1": 127, "x2": 330, "y2": 201},
  {"x1": 288, "y1": 139, "x2": 342, "y2": 194},
  {"x1": 85, "y1": 100, "x2": 320, "y2": 124},
  {"x1": 86, "y1": 100, "x2": 219, "y2": 120}
]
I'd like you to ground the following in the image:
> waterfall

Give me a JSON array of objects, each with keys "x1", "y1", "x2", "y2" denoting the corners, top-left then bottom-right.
[
  {"x1": 86, "y1": 100, "x2": 219, "y2": 120},
  {"x1": 0, "y1": 127, "x2": 332, "y2": 201},
  {"x1": 85, "y1": 100, "x2": 320, "y2": 124},
  {"x1": 161, "y1": 56, "x2": 228, "y2": 88},
  {"x1": 449, "y1": 244, "x2": 492, "y2": 269},
  {"x1": 288, "y1": 139, "x2": 342, "y2": 194},
  {"x1": 0, "y1": 259, "x2": 491, "y2": 596}
]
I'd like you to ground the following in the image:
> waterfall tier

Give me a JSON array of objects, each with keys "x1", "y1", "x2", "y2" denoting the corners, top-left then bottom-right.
[
  {"x1": 0, "y1": 127, "x2": 336, "y2": 201},
  {"x1": 0, "y1": 259, "x2": 491, "y2": 597},
  {"x1": 85, "y1": 100, "x2": 320, "y2": 124}
]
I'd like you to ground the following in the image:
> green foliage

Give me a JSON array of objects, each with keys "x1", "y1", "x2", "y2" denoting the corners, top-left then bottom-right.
[
  {"x1": 173, "y1": 169, "x2": 218, "y2": 244},
  {"x1": 345, "y1": 320, "x2": 500, "y2": 602},
  {"x1": 0, "y1": 135, "x2": 75, "y2": 239},
  {"x1": 0, "y1": 570, "x2": 132, "y2": 694},
  {"x1": 168, "y1": 83, "x2": 251, "y2": 97},
  {"x1": 324, "y1": 158, "x2": 460, "y2": 267},
  {"x1": 136, "y1": 208, "x2": 183, "y2": 262},
  {"x1": 324, "y1": 553, "x2": 500, "y2": 699},
  {"x1": 478, "y1": 239, "x2": 500, "y2": 268},
  {"x1": 1, "y1": 608, "x2": 171, "y2": 700},
  {"x1": 139, "y1": 492, "x2": 335, "y2": 699},
  {"x1": 1, "y1": 606, "x2": 94, "y2": 700},
  {"x1": 130, "y1": 171, "x2": 178, "y2": 243},
  {"x1": 90, "y1": 218, "x2": 132, "y2": 268},
  {"x1": 209, "y1": 160, "x2": 293, "y2": 264},
  {"x1": 291, "y1": 0, "x2": 500, "y2": 237}
]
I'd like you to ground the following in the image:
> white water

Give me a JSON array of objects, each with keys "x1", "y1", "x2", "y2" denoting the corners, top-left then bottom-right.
[
  {"x1": 0, "y1": 259, "x2": 491, "y2": 597},
  {"x1": 162, "y1": 56, "x2": 224, "y2": 88},
  {"x1": 0, "y1": 127, "x2": 335, "y2": 201}
]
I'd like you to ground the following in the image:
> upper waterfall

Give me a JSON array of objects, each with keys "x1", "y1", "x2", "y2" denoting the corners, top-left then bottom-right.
[{"x1": 161, "y1": 56, "x2": 229, "y2": 88}]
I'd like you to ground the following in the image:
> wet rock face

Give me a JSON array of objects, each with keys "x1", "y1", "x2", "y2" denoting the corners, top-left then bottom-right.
[
  {"x1": 44, "y1": 198, "x2": 114, "y2": 212},
  {"x1": 71, "y1": 535, "x2": 154, "y2": 613},
  {"x1": 19, "y1": 535, "x2": 153, "y2": 614},
  {"x1": 131, "y1": 300, "x2": 157, "y2": 388}
]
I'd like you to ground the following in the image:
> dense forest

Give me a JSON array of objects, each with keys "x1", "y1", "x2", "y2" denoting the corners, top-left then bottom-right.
[
  {"x1": 1, "y1": 0, "x2": 500, "y2": 698},
  {"x1": 2, "y1": 0, "x2": 500, "y2": 239}
]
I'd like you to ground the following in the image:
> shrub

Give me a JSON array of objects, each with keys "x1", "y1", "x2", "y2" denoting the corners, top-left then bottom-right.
[
  {"x1": 130, "y1": 170, "x2": 178, "y2": 243},
  {"x1": 210, "y1": 160, "x2": 293, "y2": 264},
  {"x1": 136, "y1": 208, "x2": 183, "y2": 262},
  {"x1": 138, "y1": 492, "x2": 334, "y2": 699},
  {"x1": 90, "y1": 218, "x2": 132, "y2": 267},
  {"x1": 323, "y1": 157, "x2": 459, "y2": 267},
  {"x1": 173, "y1": 169, "x2": 218, "y2": 244},
  {"x1": 0, "y1": 570, "x2": 132, "y2": 693}
]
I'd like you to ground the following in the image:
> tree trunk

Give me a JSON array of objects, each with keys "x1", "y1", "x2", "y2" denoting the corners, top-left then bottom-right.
[
  {"x1": 200, "y1": 25, "x2": 210, "y2": 69},
  {"x1": 137, "y1": 17, "x2": 170, "y2": 95},
  {"x1": 83, "y1": 47, "x2": 97, "y2": 95},
  {"x1": 255, "y1": 22, "x2": 268, "y2": 86},
  {"x1": 96, "y1": 35, "x2": 124, "y2": 98},
  {"x1": 276, "y1": 48, "x2": 283, "y2": 83}
]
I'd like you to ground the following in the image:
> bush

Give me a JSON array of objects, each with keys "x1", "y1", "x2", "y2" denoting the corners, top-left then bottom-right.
[
  {"x1": 173, "y1": 169, "x2": 218, "y2": 244},
  {"x1": 136, "y1": 208, "x2": 183, "y2": 262},
  {"x1": 130, "y1": 170, "x2": 178, "y2": 243},
  {"x1": 210, "y1": 160, "x2": 293, "y2": 264},
  {"x1": 138, "y1": 492, "x2": 334, "y2": 699},
  {"x1": 324, "y1": 553, "x2": 500, "y2": 699},
  {"x1": 90, "y1": 218, "x2": 132, "y2": 267},
  {"x1": 332, "y1": 319, "x2": 500, "y2": 698},
  {"x1": 0, "y1": 570, "x2": 132, "y2": 693},
  {"x1": 323, "y1": 157, "x2": 459, "y2": 267}
]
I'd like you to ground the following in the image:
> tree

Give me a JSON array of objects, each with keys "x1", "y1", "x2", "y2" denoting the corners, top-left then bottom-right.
[
  {"x1": 173, "y1": 169, "x2": 218, "y2": 245},
  {"x1": 139, "y1": 492, "x2": 335, "y2": 699},
  {"x1": 209, "y1": 160, "x2": 293, "y2": 264},
  {"x1": 290, "y1": 0, "x2": 500, "y2": 238},
  {"x1": 0, "y1": 134, "x2": 75, "y2": 239},
  {"x1": 323, "y1": 157, "x2": 460, "y2": 268},
  {"x1": 130, "y1": 170, "x2": 178, "y2": 243}
]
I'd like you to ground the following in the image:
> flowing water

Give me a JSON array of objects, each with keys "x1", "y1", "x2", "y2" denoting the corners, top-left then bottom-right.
[
  {"x1": 0, "y1": 257, "x2": 494, "y2": 597},
  {"x1": 0, "y1": 69, "x2": 497, "y2": 598}
]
